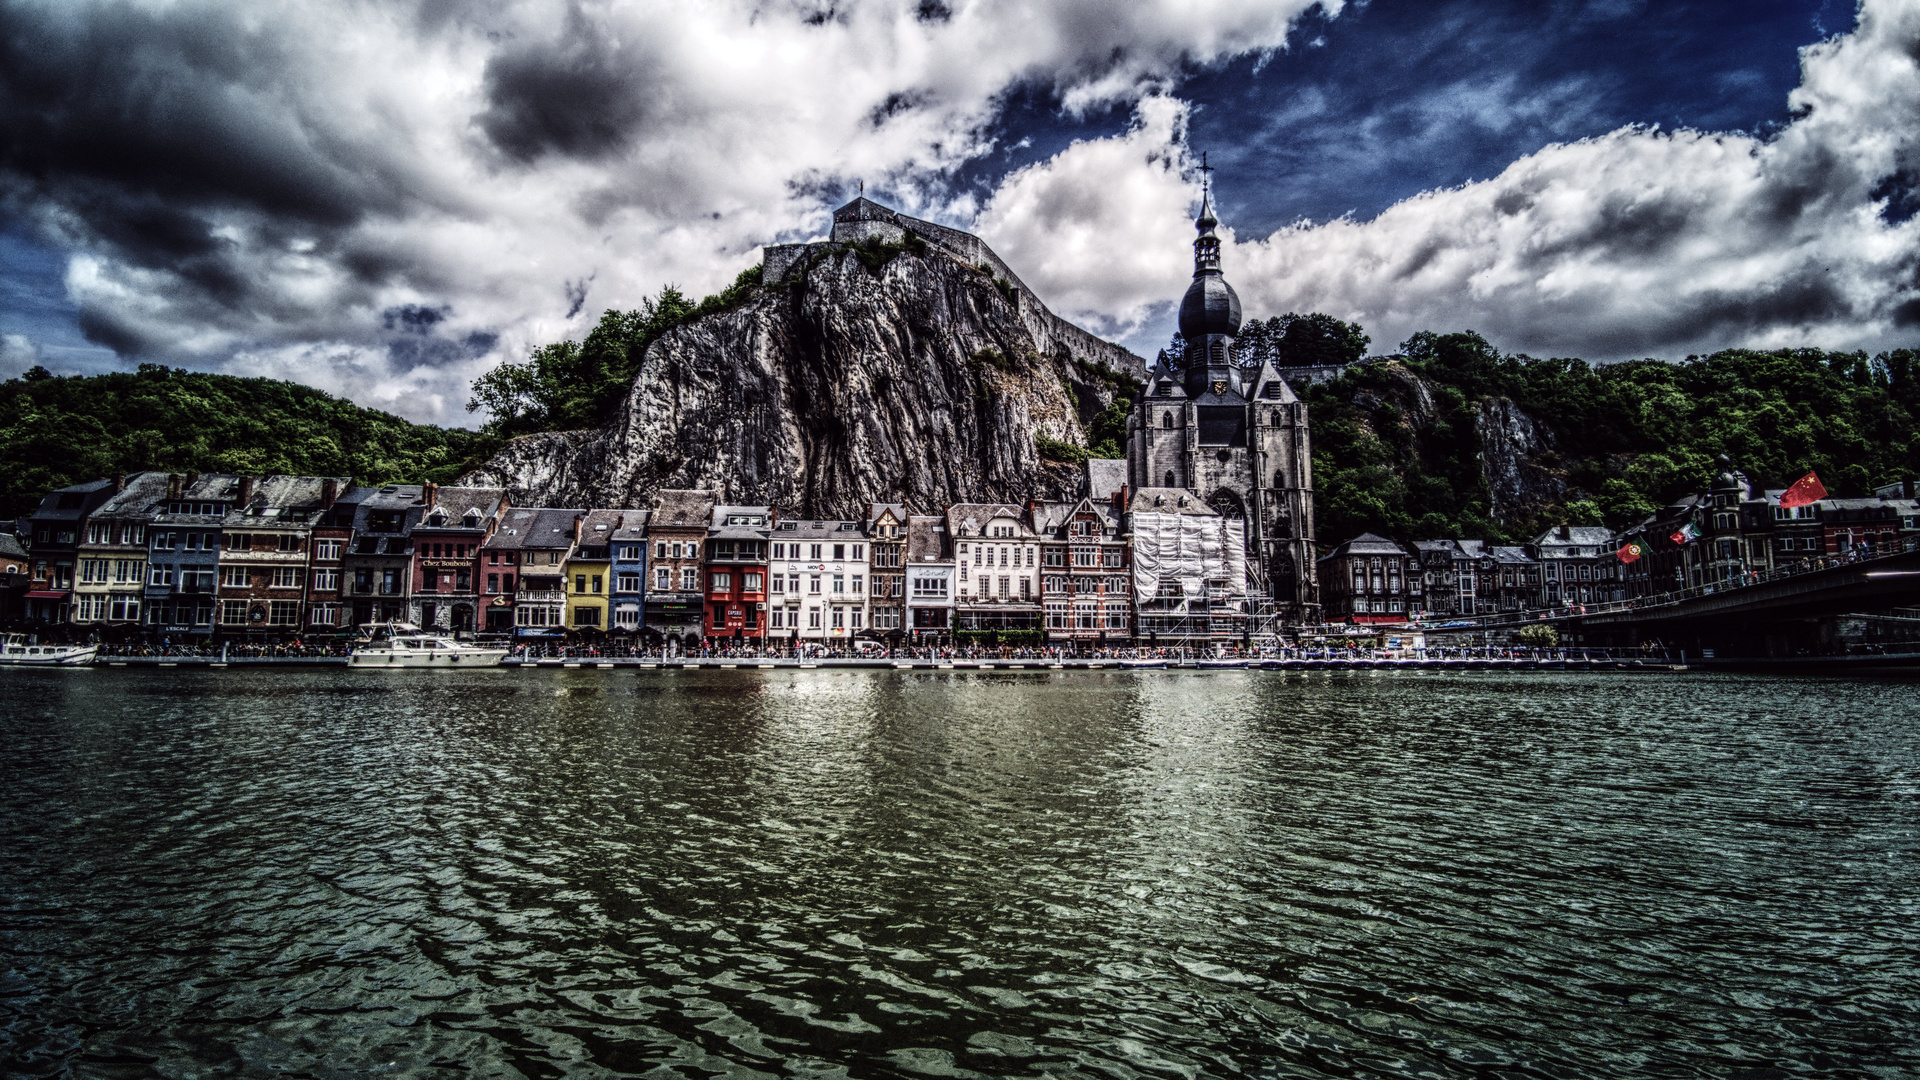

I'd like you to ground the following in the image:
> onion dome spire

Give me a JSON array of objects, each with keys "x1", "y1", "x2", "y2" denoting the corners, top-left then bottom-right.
[{"x1": 1177, "y1": 153, "x2": 1240, "y2": 342}]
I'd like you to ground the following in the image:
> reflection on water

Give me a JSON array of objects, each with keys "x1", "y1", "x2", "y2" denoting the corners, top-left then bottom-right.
[{"x1": 2, "y1": 668, "x2": 1916, "y2": 1078}]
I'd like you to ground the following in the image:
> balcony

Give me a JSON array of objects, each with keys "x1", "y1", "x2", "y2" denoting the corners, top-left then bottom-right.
[{"x1": 517, "y1": 589, "x2": 566, "y2": 603}]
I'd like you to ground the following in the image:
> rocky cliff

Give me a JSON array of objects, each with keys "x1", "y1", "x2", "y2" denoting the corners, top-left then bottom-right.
[{"x1": 462, "y1": 241, "x2": 1144, "y2": 516}]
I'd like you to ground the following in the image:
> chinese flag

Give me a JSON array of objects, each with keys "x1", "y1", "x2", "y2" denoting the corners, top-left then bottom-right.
[{"x1": 1779, "y1": 471, "x2": 1827, "y2": 509}]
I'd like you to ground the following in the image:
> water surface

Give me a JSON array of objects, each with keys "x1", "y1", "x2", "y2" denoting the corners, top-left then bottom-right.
[{"x1": 2, "y1": 668, "x2": 1916, "y2": 1078}]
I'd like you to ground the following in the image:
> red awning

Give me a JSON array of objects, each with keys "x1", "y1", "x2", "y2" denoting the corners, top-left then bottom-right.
[{"x1": 25, "y1": 590, "x2": 70, "y2": 599}]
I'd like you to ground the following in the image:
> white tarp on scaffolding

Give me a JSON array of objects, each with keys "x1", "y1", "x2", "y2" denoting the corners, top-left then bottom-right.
[{"x1": 1131, "y1": 513, "x2": 1248, "y2": 602}]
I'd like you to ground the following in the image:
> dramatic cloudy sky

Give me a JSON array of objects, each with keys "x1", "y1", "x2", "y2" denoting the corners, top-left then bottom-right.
[{"x1": 1, "y1": 0, "x2": 1910, "y2": 425}]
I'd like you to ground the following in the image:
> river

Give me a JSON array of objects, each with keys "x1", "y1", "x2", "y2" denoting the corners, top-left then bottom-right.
[{"x1": 2, "y1": 667, "x2": 1916, "y2": 1078}]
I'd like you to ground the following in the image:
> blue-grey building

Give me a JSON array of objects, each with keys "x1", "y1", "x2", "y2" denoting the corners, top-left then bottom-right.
[{"x1": 610, "y1": 510, "x2": 650, "y2": 635}]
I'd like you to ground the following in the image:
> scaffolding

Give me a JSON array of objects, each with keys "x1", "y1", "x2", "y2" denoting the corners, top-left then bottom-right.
[{"x1": 1130, "y1": 512, "x2": 1252, "y2": 643}]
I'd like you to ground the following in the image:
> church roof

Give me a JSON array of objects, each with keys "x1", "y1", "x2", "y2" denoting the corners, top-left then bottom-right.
[{"x1": 1178, "y1": 272, "x2": 1240, "y2": 341}]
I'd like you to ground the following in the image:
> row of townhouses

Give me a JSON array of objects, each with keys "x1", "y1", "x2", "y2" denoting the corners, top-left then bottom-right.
[
  {"x1": 1318, "y1": 460, "x2": 1920, "y2": 624},
  {"x1": 0, "y1": 461, "x2": 1252, "y2": 646}
]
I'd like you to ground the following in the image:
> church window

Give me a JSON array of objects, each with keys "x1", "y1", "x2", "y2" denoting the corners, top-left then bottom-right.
[
  {"x1": 1164, "y1": 471, "x2": 1176, "y2": 487},
  {"x1": 1162, "y1": 413, "x2": 1173, "y2": 429}
]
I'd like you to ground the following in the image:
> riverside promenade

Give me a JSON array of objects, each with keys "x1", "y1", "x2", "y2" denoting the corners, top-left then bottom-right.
[{"x1": 87, "y1": 650, "x2": 1677, "y2": 672}]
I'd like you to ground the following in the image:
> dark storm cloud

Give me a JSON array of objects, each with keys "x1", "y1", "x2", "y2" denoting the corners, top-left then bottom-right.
[{"x1": 476, "y1": 5, "x2": 666, "y2": 163}]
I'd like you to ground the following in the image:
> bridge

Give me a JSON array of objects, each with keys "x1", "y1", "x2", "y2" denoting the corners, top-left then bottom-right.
[{"x1": 1425, "y1": 548, "x2": 1920, "y2": 660}]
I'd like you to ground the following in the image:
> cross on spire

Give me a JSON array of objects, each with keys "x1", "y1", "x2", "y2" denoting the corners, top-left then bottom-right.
[{"x1": 1198, "y1": 151, "x2": 1214, "y2": 192}]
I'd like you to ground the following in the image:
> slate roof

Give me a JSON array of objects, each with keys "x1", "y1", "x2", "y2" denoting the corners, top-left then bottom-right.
[
  {"x1": 906, "y1": 515, "x2": 949, "y2": 563},
  {"x1": 945, "y1": 503, "x2": 1029, "y2": 538},
  {"x1": 32, "y1": 479, "x2": 113, "y2": 522},
  {"x1": 773, "y1": 518, "x2": 865, "y2": 539},
  {"x1": 1084, "y1": 459, "x2": 1127, "y2": 501},
  {"x1": 1321, "y1": 532, "x2": 1409, "y2": 559},
  {"x1": 418, "y1": 486, "x2": 506, "y2": 530},
  {"x1": 652, "y1": 490, "x2": 717, "y2": 528},
  {"x1": 1127, "y1": 488, "x2": 1215, "y2": 515},
  {"x1": 90, "y1": 472, "x2": 175, "y2": 519},
  {"x1": 611, "y1": 511, "x2": 651, "y2": 542}
]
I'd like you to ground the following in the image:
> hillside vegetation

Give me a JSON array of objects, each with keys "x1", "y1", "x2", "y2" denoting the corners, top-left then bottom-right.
[
  {"x1": 1305, "y1": 331, "x2": 1920, "y2": 545},
  {"x1": 0, "y1": 364, "x2": 490, "y2": 517}
]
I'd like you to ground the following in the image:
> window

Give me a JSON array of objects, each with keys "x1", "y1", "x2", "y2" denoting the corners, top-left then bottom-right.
[
  {"x1": 221, "y1": 599, "x2": 249, "y2": 625},
  {"x1": 272, "y1": 567, "x2": 300, "y2": 589},
  {"x1": 312, "y1": 569, "x2": 339, "y2": 591},
  {"x1": 590, "y1": 574, "x2": 601, "y2": 594},
  {"x1": 149, "y1": 564, "x2": 173, "y2": 587},
  {"x1": 575, "y1": 574, "x2": 587, "y2": 593},
  {"x1": 617, "y1": 573, "x2": 640, "y2": 592},
  {"x1": 109, "y1": 596, "x2": 140, "y2": 622},
  {"x1": 313, "y1": 539, "x2": 342, "y2": 560},
  {"x1": 574, "y1": 606, "x2": 600, "y2": 627},
  {"x1": 851, "y1": 574, "x2": 863, "y2": 594},
  {"x1": 831, "y1": 608, "x2": 844, "y2": 629},
  {"x1": 656, "y1": 542, "x2": 669, "y2": 558},
  {"x1": 87, "y1": 523, "x2": 109, "y2": 544},
  {"x1": 681, "y1": 568, "x2": 698, "y2": 591},
  {"x1": 381, "y1": 569, "x2": 401, "y2": 595},
  {"x1": 710, "y1": 572, "x2": 731, "y2": 592},
  {"x1": 221, "y1": 566, "x2": 250, "y2": 588},
  {"x1": 614, "y1": 606, "x2": 639, "y2": 628},
  {"x1": 277, "y1": 534, "x2": 301, "y2": 553},
  {"x1": 833, "y1": 544, "x2": 845, "y2": 560},
  {"x1": 744, "y1": 572, "x2": 763, "y2": 591},
  {"x1": 851, "y1": 545, "x2": 863, "y2": 560},
  {"x1": 1020, "y1": 578, "x2": 1031, "y2": 600},
  {"x1": 810, "y1": 574, "x2": 822, "y2": 594},
  {"x1": 502, "y1": 574, "x2": 515, "y2": 593},
  {"x1": 420, "y1": 602, "x2": 437, "y2": 626},
  {"x1": 832, "y1": 574, "x2": 844, "y2": 594},
  {"x1": 911, "y1": 575, "x2": 948, "y2": 598},
  {"x1": 488, "y1": 573, "x2": 500, "y2": 593},
  {"x1": 771, "y1": 574, "x2": 785, "y2": 594},
  {"x1": 268, "y1": 600, "x2": 299, "y2": 625}
]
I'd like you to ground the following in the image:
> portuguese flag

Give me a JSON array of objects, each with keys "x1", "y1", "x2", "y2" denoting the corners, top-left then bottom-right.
[
  {"x1": 1618, "y1": 538, "x2": 1648, "y2": 563},
  {"x1": 1670, "y1": 521, "x2": 1699, "y2": 545},
  {"x1": 1779, "y1": 470, "x2": 1827, "y2": 510}
]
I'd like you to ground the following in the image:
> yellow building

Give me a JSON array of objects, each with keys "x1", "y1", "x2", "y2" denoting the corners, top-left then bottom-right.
[{"x1": 564, "y1": 510, "x2": 620, "y2": 634}]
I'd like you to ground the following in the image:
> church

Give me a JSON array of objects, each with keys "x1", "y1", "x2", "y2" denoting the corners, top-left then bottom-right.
[{"x1": 1125, "y1": 181, "x2": 1320, "y2": 624}]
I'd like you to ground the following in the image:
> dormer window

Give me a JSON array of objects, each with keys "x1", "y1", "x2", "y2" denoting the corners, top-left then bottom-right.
[{"x1": 465, "y1": 510, "x2": 482, "y2": 527}]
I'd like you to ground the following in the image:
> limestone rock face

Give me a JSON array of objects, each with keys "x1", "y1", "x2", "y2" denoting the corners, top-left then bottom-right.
[
  {"x1": 1477, "y1": 396, "x2": 1566, "y2": 522},
  {"x1": 463, "y1": 245, "x2": 1143, "y2": 516}
]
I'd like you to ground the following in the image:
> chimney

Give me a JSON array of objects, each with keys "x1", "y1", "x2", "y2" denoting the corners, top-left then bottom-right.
[
  {"x1": 167, "y1": 474, "x2": 183, "y2": 500},
  {"x1": 422, "y1": 481, "x2": 438, "y2": 509},
  {"x1": 322, "y1": 479, "x2": 339, "y2": 508},
  {"x1": 238, "y1": 476, "x2": 255, "y2": 506},
  {"x1": 1907, "y1": 478, "x2": 1915, "y2": 500},
  {"x1": 112, "y1": 474, "x2": 127, "y2": 493},
  {"x1": 183, "y1": 471, "x2": 198, "y2": 491}
]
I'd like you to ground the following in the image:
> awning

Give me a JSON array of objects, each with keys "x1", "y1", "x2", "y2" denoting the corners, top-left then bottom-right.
[{"x1": 25, "y1": 590, "x2": 69, "y2": 599}]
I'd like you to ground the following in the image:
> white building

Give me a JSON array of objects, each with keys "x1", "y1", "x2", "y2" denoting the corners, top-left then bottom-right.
[
  {"x1": 904, "y1": 514, "x2": 953, "y2": 638},
  {"x1": 946, "y1": 502, "x2": 1042, "y2": 635},
  {"x1": 768, "y1": 518, "x2": 870, "y2": 645}
]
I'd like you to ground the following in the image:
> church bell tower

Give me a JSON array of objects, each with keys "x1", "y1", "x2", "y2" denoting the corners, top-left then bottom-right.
[{"x1": 1126, "y1": 164, "x2": 1320, "y2": 624}]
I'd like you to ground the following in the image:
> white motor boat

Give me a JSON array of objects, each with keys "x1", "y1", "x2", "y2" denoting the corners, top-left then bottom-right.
[
  {"x1": 348, "y1": 623, "x2": 509, "y2": 668},
  {"x1": 0, "y1": 634, "x2": 98, "y2": 666}
]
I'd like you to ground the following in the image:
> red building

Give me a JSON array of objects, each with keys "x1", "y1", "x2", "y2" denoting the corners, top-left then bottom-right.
[
  {"x1": 705, "y1": 504, "x2": 771, "y2": 643},
  {"x1": 407, "y1": 483, "x2": 507, "y2": 635}
]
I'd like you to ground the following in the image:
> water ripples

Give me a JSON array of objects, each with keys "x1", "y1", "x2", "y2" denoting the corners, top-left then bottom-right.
[{"x1": 2, "y1": 668, "x2": 1917, "y2": 1078}]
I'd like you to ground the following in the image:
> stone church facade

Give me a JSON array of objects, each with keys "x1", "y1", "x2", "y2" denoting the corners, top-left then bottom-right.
[{"x1": 1126, "y1": 185, "x2": 1320, "y2": 624}]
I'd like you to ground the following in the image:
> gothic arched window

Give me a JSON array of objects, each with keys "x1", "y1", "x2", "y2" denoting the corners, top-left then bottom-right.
[
  {"x1": 1162, "y1": 412, "x2": 1173, "y2": 429},
  {"x1": 1207, "y1": 490, "x2": 1246, "y2": 519},
  {"x1": 1164, "y1": 471, "x2": 1176, "y2": 488}
]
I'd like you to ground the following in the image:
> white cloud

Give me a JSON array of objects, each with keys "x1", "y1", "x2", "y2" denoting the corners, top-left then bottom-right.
[
  {"x1": 0, "y1": 333, "x2": 43, "y2": 378},
  {"x1": 979, "y1": 0, "x2": 1920, "y2": 362},
  {"x1": 1, "y1": 0, "x2": 1333, "y2": 424}
]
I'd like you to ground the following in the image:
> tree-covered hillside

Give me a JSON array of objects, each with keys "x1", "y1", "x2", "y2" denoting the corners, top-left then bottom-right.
[
  {"x1": 0, "y1": 364, "x2": 491, "y2": 517},
  {"x1": 1305, "y1": 330, "x2": 1920, "y2": 546}
]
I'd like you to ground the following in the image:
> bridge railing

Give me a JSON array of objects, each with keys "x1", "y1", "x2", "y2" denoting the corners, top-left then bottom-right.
[{"x1": 1407, "y1": 543, "x2": 1920, "y2": 632}]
